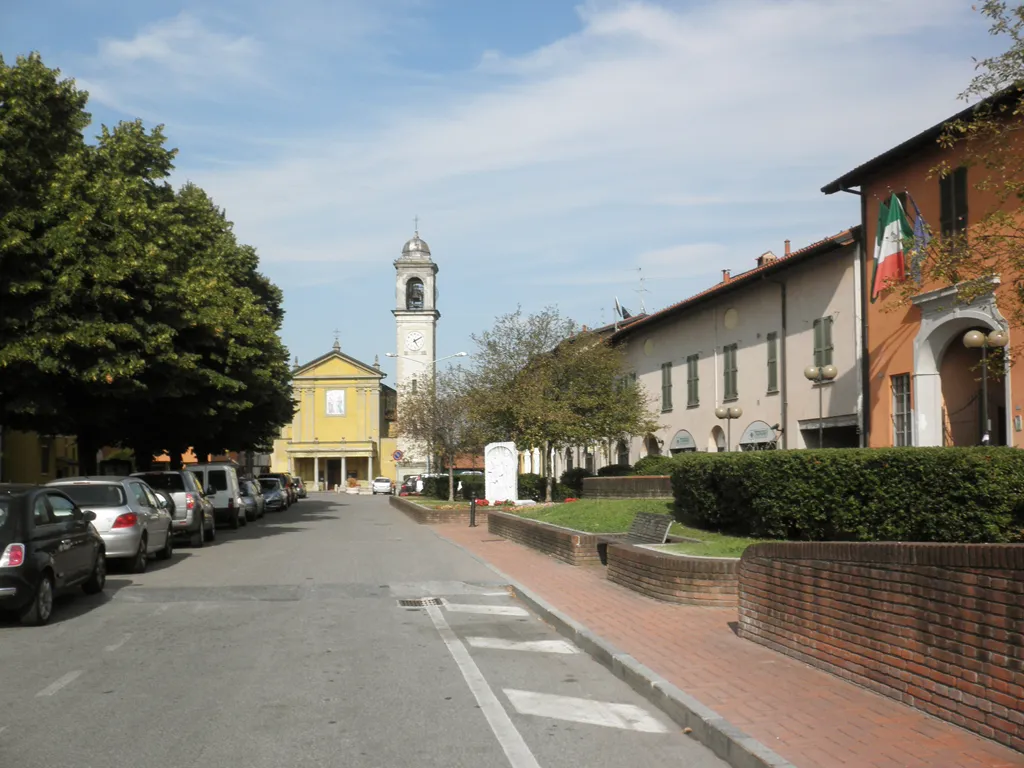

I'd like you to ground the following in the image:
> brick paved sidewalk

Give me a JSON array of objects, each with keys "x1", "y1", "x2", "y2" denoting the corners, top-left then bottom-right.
[{"x1": 432, "y1": 523, "x2": 1024, "y2": 768}]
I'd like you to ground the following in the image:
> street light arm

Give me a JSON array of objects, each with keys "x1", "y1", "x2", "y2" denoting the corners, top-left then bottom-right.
[{"x1": 382, "y1": 351, "x2": 469, "y2": 367}]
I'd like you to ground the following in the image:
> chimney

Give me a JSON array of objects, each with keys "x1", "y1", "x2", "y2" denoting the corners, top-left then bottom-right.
[
  {"x1": 756, "y1": 251, "x2": 777, "y2": 268},
  {"x1": 784, "y1": 239, "x2": 791, "y2": 256},
  {"x1": 721, "y1": 269, "x2": 731, "y2": 283}
]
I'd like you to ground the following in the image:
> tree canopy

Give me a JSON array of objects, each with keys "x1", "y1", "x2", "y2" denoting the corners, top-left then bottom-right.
[{"x1": 0, "y1": 53, "x2": 294, "y2": 472}]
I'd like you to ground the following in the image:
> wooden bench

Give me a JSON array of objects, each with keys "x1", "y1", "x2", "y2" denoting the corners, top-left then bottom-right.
[{"x1": 596, "y1": 512, "x2": 674, "y2": 564}]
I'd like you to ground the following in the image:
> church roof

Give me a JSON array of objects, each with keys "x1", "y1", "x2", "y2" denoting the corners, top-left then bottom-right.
[
  {"x1": 400, "y1": 233, "x2": 431, "y2": 260},
  {"x1": 293, "y1": 347, "x2": 385, "y2": 379}
]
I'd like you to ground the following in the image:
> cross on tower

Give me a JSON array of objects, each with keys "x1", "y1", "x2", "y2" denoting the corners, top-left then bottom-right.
[
  {"x1": 332, "y1": 329, "x2": 340, "y2": 350},
  {"x1": 413, "y1": 215, "x2": 419, "y2": 235}
]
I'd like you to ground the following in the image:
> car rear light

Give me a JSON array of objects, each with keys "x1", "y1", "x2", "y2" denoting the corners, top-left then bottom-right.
[
  {"x1": 228, "y1": 497, "x2": 234, "y2": 509},
  {"x1": 112, "y1": 513, "x2": 138, "y2": 529},
  {"x1": 185, "y1": 493, "x2": 195, "y2": 510},
  {"x1": 0, "y1": 543, "x2": 25, "y2": 567}
]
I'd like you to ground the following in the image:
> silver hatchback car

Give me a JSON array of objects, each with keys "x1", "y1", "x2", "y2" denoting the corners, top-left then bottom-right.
[{"x1": 47, "y1": 477, "x2": 173, "y2": 573}]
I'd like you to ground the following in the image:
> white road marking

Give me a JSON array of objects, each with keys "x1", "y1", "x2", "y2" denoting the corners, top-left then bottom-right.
[
  {"x1": 466, "y1": 637, "x2": 578, "y2": 654},
  {"x1": 36, "y1": 670, "x2": 83, "y2": 698},
  {"x1": 444, "y1": 603, "x2": 529, "y2": 617},
  {"x1": 481, "y1": 591, "x2": 513, "y2": 596},
  {"x1": 150, "y1": 604, "x2": 170, "y2": 617},
  {"x1": 105, "y1": 634, "x2": 132, "y2": 652},
  {"x1": 425, "y1": 604, "x2": 541, "y2": 768},
  {"x1": 504, "y1": 689, "x2": 669, "y2": 733}
]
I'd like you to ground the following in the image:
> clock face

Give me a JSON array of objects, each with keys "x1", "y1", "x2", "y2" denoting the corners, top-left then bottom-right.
[{"x1": 406, "y1": 331, "x2": 425, "y2": 351}]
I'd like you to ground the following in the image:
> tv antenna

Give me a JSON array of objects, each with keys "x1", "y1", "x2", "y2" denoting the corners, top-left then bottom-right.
[{"x1": 634, "y1": 268, "x2": 650, "y2": 314}]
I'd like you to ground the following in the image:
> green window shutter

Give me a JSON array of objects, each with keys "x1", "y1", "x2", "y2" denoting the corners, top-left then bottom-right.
[
  {"x1": 661, "y1": 362, "x2": 672, "y2": 411},
  {"x1": 824, "y1": 317, "x2": 834, "y2": 366},
  {"x1": 767, "y1": 333, "x2": 778, "y2": 393},
  {"x1": 813, "y1": 319, "x2": 823, "y2": 368},
  {"x1": 954, "y1": 167, "x2": 968, "y2": 232}
]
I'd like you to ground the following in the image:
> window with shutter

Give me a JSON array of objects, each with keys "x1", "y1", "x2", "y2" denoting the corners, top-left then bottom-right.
[
  {"x1": 813, "y1": 317, "x2": 833, "y2": 368},
  {"x1": 661, "y1": 362, "x2": 673, "y2": 411},
  {"x1": 723, "y1": 344, "x2": 738, "y2": 400},
  {"x1": 686, "y1": 354, "x2": 699, "y2": 406},
  {"x1": 766, "y1": 333, "x2": 778, "y2": 393},
  {"x1": 940, "y1": 167, "x2": 968, "y2": 236}
]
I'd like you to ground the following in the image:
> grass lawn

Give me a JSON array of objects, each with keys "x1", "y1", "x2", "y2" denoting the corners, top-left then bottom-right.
[{"x1": 512, "y1": 498, "x2": 764, "y2": 558}]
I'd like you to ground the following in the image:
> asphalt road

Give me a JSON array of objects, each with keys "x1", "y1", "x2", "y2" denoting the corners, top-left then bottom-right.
[{"x1": 0, "y1": 494, "x2": 727, "y2": 768}]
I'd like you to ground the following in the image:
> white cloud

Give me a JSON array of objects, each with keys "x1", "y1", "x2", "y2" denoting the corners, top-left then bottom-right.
[{"x1": 178, "y1": 0, "x2": 981, "y2": 281}]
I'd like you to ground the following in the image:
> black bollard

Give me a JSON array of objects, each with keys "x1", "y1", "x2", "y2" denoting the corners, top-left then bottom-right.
[{"x1": 469, "y1": 494, "x2": 477, "y2": 527}]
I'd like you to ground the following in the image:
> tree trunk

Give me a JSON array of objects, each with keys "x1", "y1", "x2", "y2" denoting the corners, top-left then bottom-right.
[
  {"x1": 448, "y1": 463, "x2": 455, "y2": 502},
  {"x1": 169, "y1": 447, "x2": 186, "y2": 471},
  {"x1": 544, "y1": 440, "x2": 553, "y2": 502},
  {"x1": 77, "y1": 429, "x2": 99, "y2": 476}
]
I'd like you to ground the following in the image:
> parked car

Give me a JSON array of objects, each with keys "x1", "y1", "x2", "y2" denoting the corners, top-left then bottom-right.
[
  {"x1": 0, "y1": 484, "x2": 107, "y2": 625},
  {"x1": 258, "y1": 473, "x2": 294, "y2": 507},
  {"x1": 240, "y1": 479, "x2": 265, "y2": 521},
  {"x1": 286, "y1": 475, "x2": 299, "y2": 503},
  {"x1": 293, "y1": 476, "x2": 307, "y2": 499},
  {"x1": 371, "y1": 477, "x2": 394, "y2": 495},
  {"x1": 131, "y1": 470, "x2": 215, "y2": 546},
  {"x1": 189, "y1": 463, "x2": 246, "y2": 530},
  {"x1": 47, "y1": 477, "x2": 173, "y2": 573},
  {"x1": 260, "y1": 478, "x2": 287, "y2": 512}
]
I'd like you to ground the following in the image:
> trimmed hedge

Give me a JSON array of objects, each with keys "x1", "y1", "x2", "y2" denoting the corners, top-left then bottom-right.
[
  {"x1": 633, "y1": 455, "x2": 678, "y2": 476},
  {"x1": 672, "y1": 447, "x2": 1024, "y2": 542},
  {"x1": 598, "y1": 463, "x2": 633, "y2": 477},
  {"x1": 560, "y1": 467, "x2": 594, "y2": 496}
]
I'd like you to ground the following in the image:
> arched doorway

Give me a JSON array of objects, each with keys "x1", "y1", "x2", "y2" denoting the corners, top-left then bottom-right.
[
  {"x1": 709, "y1": 426, "x2": 726, "y2": 452},
  {"x1": 616, "y1": 440, "x2": 630, "y2": 466},
  {"x1": 644, "y1": 435, "x2": 661, "y2": 456},
  {"x1": 669, "y1": 429, "x2": 697, "y2": 455},
  {"x1": 912, "y1": 286, "x2": 1011, "y2": 446}
]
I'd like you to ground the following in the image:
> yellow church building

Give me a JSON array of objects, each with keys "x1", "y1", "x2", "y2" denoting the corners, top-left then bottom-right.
[{"x1": 270, "y1": 340, "x2": 398, "y2": 490}]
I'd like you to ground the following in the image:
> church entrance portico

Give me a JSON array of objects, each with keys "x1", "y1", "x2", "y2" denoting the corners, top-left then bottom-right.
[
  {"x1": 911, "y1": 282, "x2": 1011, "y2": 447},
  {"x1": 291, "y1": 449, "x2": 375, "y2": 491}
]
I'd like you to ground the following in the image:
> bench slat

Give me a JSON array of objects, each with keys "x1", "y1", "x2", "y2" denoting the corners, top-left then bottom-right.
[{"x1": 625, "y1": 512, "x2": 673, "y2": 544}]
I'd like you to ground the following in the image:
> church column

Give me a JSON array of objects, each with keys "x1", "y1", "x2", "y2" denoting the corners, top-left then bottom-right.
[
  {"x1": 314, "y1": 456, "x2": 319, "y2": 491},
  {"x1": 341, "y1": 456, "x2": 347, "y2": 488}
]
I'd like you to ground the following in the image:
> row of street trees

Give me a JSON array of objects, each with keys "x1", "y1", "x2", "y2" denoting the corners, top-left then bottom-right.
[
  {"x1": 398, "y1": 306, "x2": 657, "y2": 501},
  {"x1": 0, "y1": 53, "x2": 294, "y2": 473}
]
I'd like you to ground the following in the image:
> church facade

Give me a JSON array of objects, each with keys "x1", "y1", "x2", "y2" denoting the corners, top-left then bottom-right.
[{"x1": 270, "y1": 340, "x2": 398, "y2": 490}]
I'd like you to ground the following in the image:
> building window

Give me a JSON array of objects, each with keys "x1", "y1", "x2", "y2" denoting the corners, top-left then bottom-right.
[
  {"x1": 584, "y1": 452, "x2": 594, "y2": 473},
  {"x1": 565, "y1": 449, "x2": 574, "y2": 472},
  {"x1": 686, "y1": 354, "x2": 699, "y2": 406},
  {"x1": 766, "y1": 333, "x2": 779, "y2": 394},
  {"x1": 660, "y1": 362, "x2": 673, "y2": 411},
  {"x1": 411, "y1": 376, "x2": 418, "y2": 394},
  {"x1": 940, "y1": 167, "x2": 968, "y2": 236},
  {"x1": 616, "y1": 440, "x2": 629, "y2": 466},
  {"x1": 813, "y1": 317, "x2": 834, "y2": 368},
  {"x1": 406, "y1": 278, "x2": 425, "y2": 310},
  {"x1": 892, "y1": 374, "x2": 912, "y2": 446},
  {"x1": 723, "y1": 344, "x2": 738, "y2": 400},
  {"x1": 40, "y1": 441, "x2": 51, "y2": 475}
]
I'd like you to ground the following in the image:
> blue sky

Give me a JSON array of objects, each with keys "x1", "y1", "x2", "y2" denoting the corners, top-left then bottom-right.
[{"x1": 0, "y1": 0, "x2": 1001, "y2": 384}]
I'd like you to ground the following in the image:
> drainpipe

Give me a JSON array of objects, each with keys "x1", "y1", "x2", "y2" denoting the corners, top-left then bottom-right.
[
  {"x1": 841, "y1": 186, "x2": 869, "y2": 446},
  {"x1": 764, "y1": 278, "x2": 788, "y2": 449}
]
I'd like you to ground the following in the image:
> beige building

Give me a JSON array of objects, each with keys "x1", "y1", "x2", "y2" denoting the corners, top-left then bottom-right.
[{"x1": 607, "y1": 227, "x2": 863, "y2": 463}]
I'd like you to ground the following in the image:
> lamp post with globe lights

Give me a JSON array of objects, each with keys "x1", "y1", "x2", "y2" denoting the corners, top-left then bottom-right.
[
  {"x1": 962, "y1": 328, "x2": 1009, "y2": 445},
  {"x1": 804, "y1": 364, "x2": 838, "y2": 448},
  {"x1": 714, "y1": 405, "x2": 743, "y2": 452}
]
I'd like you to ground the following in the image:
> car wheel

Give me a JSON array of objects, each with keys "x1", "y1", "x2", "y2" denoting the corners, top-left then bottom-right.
[
  {"x1": 157, "y1": 528, "x2": 174, "y2": 561},
  {"x1": 228, "y1": 510, "x2": 239, "y2": 530},
  {"x1": 21, "y1": 572, "x2": 54, "y2": 626},
  {"x1": 83, "y1": 551, "x2": 106, "y2": 595},
  {"x1": 130, "y1": 535, "x2": 148, "y2": 574},
  {"x1": 245, "y1": 509, "x2": 256, "y2": 523},
  {"x1": 205, "y1": 520, "x2": 216, "y2": 542}
]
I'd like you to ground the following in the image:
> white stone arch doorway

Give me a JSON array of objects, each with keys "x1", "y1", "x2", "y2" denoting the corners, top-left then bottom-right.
[
  {"x1": 708, "y1": 425, "x2": 726, "y2": 452},
  {"x1": 912, "y1": 286, "x2": 1011, "y2": 447}
]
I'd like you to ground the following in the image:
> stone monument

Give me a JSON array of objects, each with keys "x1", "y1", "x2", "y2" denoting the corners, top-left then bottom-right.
[{"x1": 484, "y1": 442, "x2": 518, "y2": 503}]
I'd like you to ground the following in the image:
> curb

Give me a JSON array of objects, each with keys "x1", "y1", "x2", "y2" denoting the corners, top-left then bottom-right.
[{"x1": 429, "y1": 525, "x2": 797, "y2": 768}]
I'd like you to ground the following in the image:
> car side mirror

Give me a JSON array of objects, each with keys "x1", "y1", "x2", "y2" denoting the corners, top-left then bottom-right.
[
  {"x1": 206, "y1": 485, "x2": 216, "y2": 496},
  {"x1": 83, "y1": 510, "x2": 96, "y2": 523}
]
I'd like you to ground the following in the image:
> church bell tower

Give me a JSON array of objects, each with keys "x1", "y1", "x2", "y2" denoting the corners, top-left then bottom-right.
[{"x1": 393, "y1": 228, "x2": 439, "y2": 478}]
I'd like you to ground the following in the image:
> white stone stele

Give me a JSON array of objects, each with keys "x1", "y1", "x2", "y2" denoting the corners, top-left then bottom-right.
[{"x1": 484, "y1": 441, "x2": 518, "y2": 503}]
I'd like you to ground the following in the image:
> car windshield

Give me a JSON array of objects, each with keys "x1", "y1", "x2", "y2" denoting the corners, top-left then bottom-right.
[
  {"x1": 375, "y1": 477, "x2": 390, "y2": 483},
  {"x1": 59, "y1": 484, "x2": 126, "y2": 507},
  {"x1": 136, "y1": 473, "x2": 185, "y2": 492},
  {"x1": 262, "y1": 478, "x2": 280, "y2": 489}
]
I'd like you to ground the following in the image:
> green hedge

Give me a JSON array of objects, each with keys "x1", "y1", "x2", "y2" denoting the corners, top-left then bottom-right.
[
  {"x1": 633, "y1": 455, "x2": 678, "y2": 476},
  {"x1": 560, "y1": 468, "x2": 594, "y2": 496},
  {"x1": 671, "y1": 447, "x2": 1024, "y2": 543},
  {"x1": 597, "y1": 464, "x2": 633, "y2": 477}
]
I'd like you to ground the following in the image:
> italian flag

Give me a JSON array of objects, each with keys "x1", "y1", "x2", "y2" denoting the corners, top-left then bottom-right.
[{"x1": 872, "y1": 193, "x2": 913, "y2": 298}]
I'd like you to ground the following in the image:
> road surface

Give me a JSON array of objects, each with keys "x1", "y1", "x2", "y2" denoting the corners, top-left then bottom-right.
[{"x1": 0, "y1": 494, "x2": 727, "y2": 768}]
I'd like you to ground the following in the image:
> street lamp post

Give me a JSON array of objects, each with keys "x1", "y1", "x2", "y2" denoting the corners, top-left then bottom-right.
[
  {"x1": 963, "y1": 328, "x2": 1009, "y2": 445},
  {"x1": 384, "y1": 351, "x2": 469, "y2": 473},
  {"x1": 714, "y1": 405, "x2": 743, "y2": 451},
  {"x1": 803, "y1": 364, "x2": 838, "y2": 448}
]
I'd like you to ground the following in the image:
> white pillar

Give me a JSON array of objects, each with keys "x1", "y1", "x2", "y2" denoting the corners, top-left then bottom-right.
[
  {"x1": 314, "y1": 456, "x2": 319, "y2": 491},
  {"x1": 341, "y1": 456, "x2": 347, "y2": 489}
]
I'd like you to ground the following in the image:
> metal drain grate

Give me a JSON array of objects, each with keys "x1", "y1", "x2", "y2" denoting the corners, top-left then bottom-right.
[{"x1": 398, "y1": 597, "x2": 444, "y2": 607}]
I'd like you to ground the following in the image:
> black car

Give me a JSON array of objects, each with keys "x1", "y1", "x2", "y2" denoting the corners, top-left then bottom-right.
[{"x1": 0, "y1": 484, "x2": 106, "y2": 625}]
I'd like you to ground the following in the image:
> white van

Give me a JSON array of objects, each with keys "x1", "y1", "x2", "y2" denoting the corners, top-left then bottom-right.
[{"x1": 189, "y1": 463, "x2": 246, "y2": 530}]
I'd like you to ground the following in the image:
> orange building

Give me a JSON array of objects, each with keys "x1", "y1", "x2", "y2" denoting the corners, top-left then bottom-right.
[{"x1": 822, "y1": 96, "x2": 1021, "y2": 448}]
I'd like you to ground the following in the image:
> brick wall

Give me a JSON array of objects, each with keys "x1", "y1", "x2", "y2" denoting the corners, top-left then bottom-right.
[
  {"x1": 582, "y1": 475, "x2": 673, "y2": 499},
  {"x1": 390, "y1": 495, "x2": 488, "y2": 525},
  {"x1": 606, "y1": 543, "x2": 738, "y2": 606},
  {"x1": 739, "y1": 542, "x2": 1024, "y2": 753},
  {"x1": 487, "y1": 511, "x2": 602, "y2": 566}
]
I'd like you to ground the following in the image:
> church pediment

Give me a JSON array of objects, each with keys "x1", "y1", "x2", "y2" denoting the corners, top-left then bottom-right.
[{"x1": 293, "y1": 350, "x2": 383, "y2": 381}]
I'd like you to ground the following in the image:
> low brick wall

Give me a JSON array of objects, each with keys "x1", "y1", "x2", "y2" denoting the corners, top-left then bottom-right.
[
  {"x1": 487, "y1": 510, "x2": 601, "y2": 566},
  {"x1": 582, "y1": 475, "x2": 672, "y2": 499},
  {"x1": 739, "y1": 542, "x2": 1024, "y2": 753},
  {"x1": 606, "y1": 543, "x2": 738, "y2": 607},
  {"x1": 389, "y1": 495, "x2": 487, "y2": 525}
]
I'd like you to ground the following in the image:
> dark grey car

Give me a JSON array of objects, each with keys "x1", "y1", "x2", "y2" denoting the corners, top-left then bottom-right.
[{"x1": 240, "y1": 479, "x2": 265, "y2": 521}]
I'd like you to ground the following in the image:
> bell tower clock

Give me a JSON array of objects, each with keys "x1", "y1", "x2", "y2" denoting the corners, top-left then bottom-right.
[{"x1": 393, "y1": 227, "x2": 439, "y2": 479}]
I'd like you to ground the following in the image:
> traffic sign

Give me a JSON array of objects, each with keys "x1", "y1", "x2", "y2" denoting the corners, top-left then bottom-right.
[{"x1": 392, "y1": 450, "x2": 404, "y2": 461}]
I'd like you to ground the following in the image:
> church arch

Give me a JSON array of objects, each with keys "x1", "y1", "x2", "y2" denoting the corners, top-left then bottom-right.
[{"x1": 406, "y1": 278, "x2": 425, "y2": 310}]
